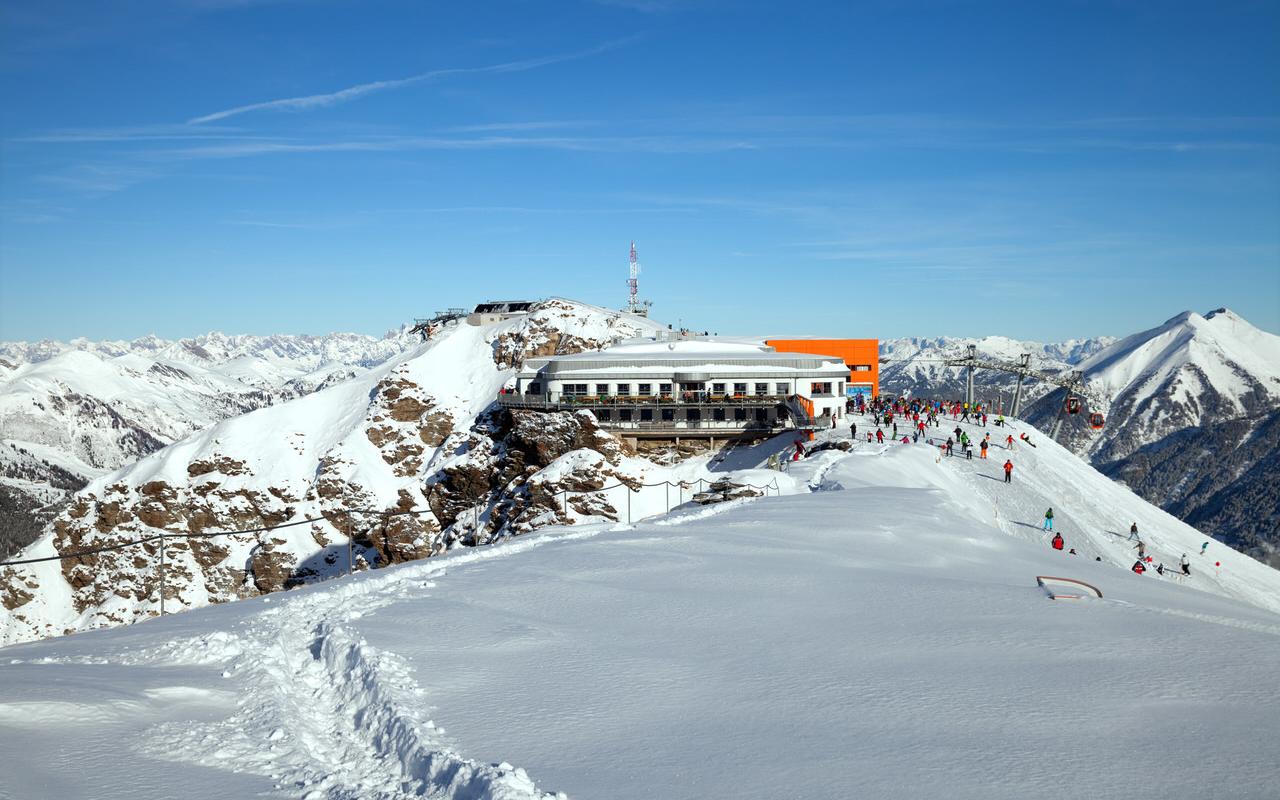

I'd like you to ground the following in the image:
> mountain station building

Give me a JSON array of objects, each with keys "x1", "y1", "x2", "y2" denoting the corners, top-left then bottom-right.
[{"x1": 500, "y1": 336, "x2": 875, "y2": 446}]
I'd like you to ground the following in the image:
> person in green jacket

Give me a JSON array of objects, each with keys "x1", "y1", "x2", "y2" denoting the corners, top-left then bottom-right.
[{"x1": 1043, "y1": 508, "x2": 1054, "y2": 531}]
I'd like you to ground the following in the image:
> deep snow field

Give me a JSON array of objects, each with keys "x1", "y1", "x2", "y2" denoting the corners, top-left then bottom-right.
[{"x1": 2, "y1": 414, "x2": 1279, "y2": 800}]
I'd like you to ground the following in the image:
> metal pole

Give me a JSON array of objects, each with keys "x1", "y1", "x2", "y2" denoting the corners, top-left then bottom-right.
[
  {"x1": 563, "y1": 490, "x2": 568, "y2": 516},
  {"x1": 347, "y1": 515, "x2": 353, "y2": 575},
  {"x1": 1011, "y1": 354, "x2": 1030, "y2": 417},
  {"x1": 626, "y1": 486, "x2": 631, "y2": 524},
  {"x1": 965, "y1": 344, "x2": 976, "y2": 407},
  {"x1": 665, "y1": 482, "x2": 670, "y2": 513}
]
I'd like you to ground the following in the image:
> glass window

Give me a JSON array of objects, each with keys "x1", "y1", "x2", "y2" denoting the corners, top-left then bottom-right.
[
  {"x1": 853, "y1": 365, "x2": 871, "y2": 372},
  {"x1": 528, "y1": 382, "x2": 541, "y2": 394},
  {"x1": 713, "y1": 408, "x2": 726, "y2": 421},
  {"x1": 734, "y1": 408, "x2": 747, "y2": 421},
  {"x1": 810, "y1": 382, "x2": 832, "y2": 396},
  {"x1": 659, "y1": 383, "x2": 673, "y2": 396},
  {"x1": 620, "y1": 409, "x2": 632, "y2": 421},
  {"x1": 595, "y1": 384, "x2": 609, "y2": 396},
  {"x1": 686, "y1": 408, "x2": 701, "y2": 421},
  {"x1": 755, "y1": 383, "x2": 769, "y2": 395},
  {"x1": 755, "y1": 408, "x2": 767, "y2": 422},
  {"x1": 564, "y1": 383, "x2": 588, "y2": 397},
  {"x1": 597, "y1": 409, "x2": 611, "y2": 421},
  {"x1": 712, "y1": 382, "x2": 725, "y2": 395},
  {"x1": 733, "y1": 382, "x2": 747, "y2": 395},
  {"x1": 661, "y1": 408, "x2": 675, "y2": 421},
  {"x1": 616, "y1": 383, "x2": 630, "y2": 396},
  {"x1": 638, "y1": 383, "x2": 652, "y2": 396},
  {"x1": 640, "y1": 408, "x2": 653, "y2": 421},
  {"x1": 776, "y1": 382, "x2": 789, "y2": 395}
]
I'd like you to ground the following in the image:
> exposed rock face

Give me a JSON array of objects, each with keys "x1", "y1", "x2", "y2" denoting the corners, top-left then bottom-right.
[{"x1": 1, "y1": 299, "x2": 668, "y2": 645}]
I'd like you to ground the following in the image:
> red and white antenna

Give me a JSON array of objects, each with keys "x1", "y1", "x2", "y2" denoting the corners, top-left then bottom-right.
[{"x1": 625, "y1": 240, "x2": 651, "y2": 316}]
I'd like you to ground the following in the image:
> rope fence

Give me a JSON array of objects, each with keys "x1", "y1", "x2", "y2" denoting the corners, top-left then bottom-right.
[{"x1": 0, "y1": 476, "x2": 783, "y2": 571}]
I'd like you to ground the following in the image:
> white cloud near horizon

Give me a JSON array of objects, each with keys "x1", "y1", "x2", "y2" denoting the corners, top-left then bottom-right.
[{"x1": 186, "y1": 38, "x2": 635, "y2": 125}]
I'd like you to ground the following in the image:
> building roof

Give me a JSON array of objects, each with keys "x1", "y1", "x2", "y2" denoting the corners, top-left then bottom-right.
[{"x1": 522, "y1": 339, "x2": 848, "y2": 376}]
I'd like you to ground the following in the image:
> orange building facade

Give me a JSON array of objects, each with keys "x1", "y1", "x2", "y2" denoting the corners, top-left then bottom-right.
[{"x1": 765, "y1": 338, "x2": 879, "y2": 400}]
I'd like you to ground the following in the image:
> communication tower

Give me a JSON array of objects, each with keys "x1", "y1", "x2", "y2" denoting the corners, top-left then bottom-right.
[{"x1": 625, "y1": 241, "x2": 652, "y2": 316}]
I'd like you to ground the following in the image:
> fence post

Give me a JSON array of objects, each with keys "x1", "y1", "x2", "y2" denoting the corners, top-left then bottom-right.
[
  {"x1": 562, "y1": 490, "x2": 568, "y2": 517},
  {"x1": 665, "y1": 482, "x2": 670, "y2": 513},
  {"x1": 346, "y1": 514, "x2": 353, "y2": 576},
  {"x1": 158, "y1": 533, "x2": 166, "y2": 616},
  {"x1": 627, "y1": 486, "x2": 632, "y2": 524}
]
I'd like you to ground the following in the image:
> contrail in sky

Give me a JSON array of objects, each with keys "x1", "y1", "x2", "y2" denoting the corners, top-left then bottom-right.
[{"x1": 187, "y1": 38, "x2": 634, "y2": 125}]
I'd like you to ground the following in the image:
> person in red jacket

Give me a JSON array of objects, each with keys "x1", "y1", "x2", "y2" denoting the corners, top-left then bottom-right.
[
  {"x1": 876, "y1": 429, "x2": 885, "y2": 444},
  {"x1": 1051, "y1": 533, "x2": 1064, "y2": 550},
  {"x1": 1003, "y1": 459, "x2": 1014, "y2": 483}
]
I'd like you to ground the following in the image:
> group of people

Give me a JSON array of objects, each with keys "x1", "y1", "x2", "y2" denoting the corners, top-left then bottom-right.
[{"x1": 1046, "y1": 511, "x2": 1200, "y2": 579}]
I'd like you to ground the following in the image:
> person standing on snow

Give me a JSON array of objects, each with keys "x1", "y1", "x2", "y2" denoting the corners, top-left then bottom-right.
[
  {"x1": 1051, "y1": 532, "x2": 1064, "y2": 550},
  {"x1": 1129, "y1": 522, "x2": 1139, "y2": 541},
  {"x1": 1200, "y1": 541, "x2": 1209, "y2": 556},
  {"x1": 1134, "y1": 540, "x2": 1146, "y2": 559},
  {"x1": 1043, "y1": 508, "x2": 1054, "y2": 531},
  {"x1": 876, "y1": 429, "x2": 885, "y2": 444},
  {"x1": 850, "y1": 421, "x2": 857, "y2": 439},
  {"x1": 1181, "y1": 554, "x2": 1191, "y2": 576},
  {"x1": 964, "y1": 441, "x2": 973, "y2": 460},
  {"x1": 1003, "y1": 459, "x2": 1013, "y2": 483},
  {"x1": 1006, "y1": 433, "x2": 1015, "y2": 451},
  {"x1": 980, "y1": 439, "x2": 989, "y2": 459}
]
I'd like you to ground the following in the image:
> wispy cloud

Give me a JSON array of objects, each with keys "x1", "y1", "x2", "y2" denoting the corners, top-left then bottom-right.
[
  {"x1": 16, "y1": 124, "x2": 267, "y2": 144},
  {"x1": 161, "y1": 134, "x2": 755, "y2": 159},
  {"x1": 187, "y1": 38, "x2": 635, "y2": 125}
]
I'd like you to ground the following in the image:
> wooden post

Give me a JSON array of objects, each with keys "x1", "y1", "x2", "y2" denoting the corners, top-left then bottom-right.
[{"x1": 158, "y1": 533, "x2": 166, "y2": 616}]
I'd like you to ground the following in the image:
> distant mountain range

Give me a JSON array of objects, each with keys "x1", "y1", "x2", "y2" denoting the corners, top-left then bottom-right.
[{"x1": 0, "y1": 329, "x2": 419, "y2": 558}]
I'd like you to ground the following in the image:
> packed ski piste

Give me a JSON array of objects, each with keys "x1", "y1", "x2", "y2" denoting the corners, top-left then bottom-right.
[{"x1": 2, "y1": 379, "x2": 1280, "y2": 799}]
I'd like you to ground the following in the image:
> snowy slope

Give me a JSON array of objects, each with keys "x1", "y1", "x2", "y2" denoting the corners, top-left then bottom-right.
[
  {"x1": 0, "y1": 300, "x2": 687, "y2": 645},
  {"x1": 2, "y1": 433, "x2": 1278, "y2": 800},
  {"x1": 1075, "y1": 308, "x2": 1280, "y2": 456},
  {"x1": 1020, "y1": 308, "x2": 1280, "y2": 559},
  {"x1": 0, "y1": 329, "x2": 419, "y2": 558}
]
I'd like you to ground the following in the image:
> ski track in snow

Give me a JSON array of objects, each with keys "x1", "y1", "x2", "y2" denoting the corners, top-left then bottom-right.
[
  {"x1": 5, "y1": 412, "x2": 1280, "y2": 799},
  {"x1": 125, "y1": 527, "x2": 636, "y2": 800}
]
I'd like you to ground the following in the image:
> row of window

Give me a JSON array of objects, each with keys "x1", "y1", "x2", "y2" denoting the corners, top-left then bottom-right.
[
  {"x1": 542, "y1": 382, "x2": 795, "y2": 397},
  {"x1": 526, "y1": 380, "x2": 847, "y2": 398},
  {"x1": 596, "y1": 407, "x2": 772, "y2": 423}
]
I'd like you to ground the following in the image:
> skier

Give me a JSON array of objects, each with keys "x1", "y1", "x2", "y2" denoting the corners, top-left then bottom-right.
[
  {"x1": 945, "y1": 437, "x2": 954, "y2": 456},
  {"x1": 793, "y1": 439, "x2": 806, "y2": 462},
  {"x1": 996, "y1": 414, "x2": 1005, "y2": 427},
  {"x1": 954, "y1": 425, "x2": 963, "y2": 442},
  {"x1": 1019, "y1": 432, "x2": 1037, "y2": 448},
  {"x1": 1181, "y1": 553, "x2": 1191, "y2": 576},
  {"x1": 1200, "y1": 541, "x2": 1209, "y2": 556},
  {"x1": 1003, "y1": 459, "x2": 1013, "y2": 483},
  {"x1": 964, "y1": 441, "x2": 973, "y2": 460},
  {"x1": 1051, "y1": 532, "x2": 1064, "y2": 551},
  {"x1": 1005, "y1": 434, "x2": 1015, "y2": 451},
  {"x1": 876, "y1": 429, "x2": 885, "y2": 444},
  {"x1": 850, "y1": 421, "x2": 857, "y2": 439},
  {"x1": 1043, "y1": 508, "x2": 1054, "y2": 531},
  {"x1": 1128, "y1": 522, "x2": 1139, "y2": 541},
  {"x1": 1132, "y1": 560, "x2": 1146, "y2": 575},
  {"x1": 1134, "y1": 540, "x2": 1146, "y2": 559},
  {"x1": 892, "y1": 422, "x2": 898, "y2": 438},
  {"x1": 980, "y1": 440, "x2": 989, "y2": 459}
]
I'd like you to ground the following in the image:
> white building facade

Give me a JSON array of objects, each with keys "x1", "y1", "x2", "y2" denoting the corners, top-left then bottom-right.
[{"x1": 500, "y1": 339, "x2": 850, "y2": 435}]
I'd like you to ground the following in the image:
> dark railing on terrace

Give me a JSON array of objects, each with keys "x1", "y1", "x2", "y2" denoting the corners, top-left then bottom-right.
[{"x1": 497, "y1": 392, "x2": 790, "y2": 410}]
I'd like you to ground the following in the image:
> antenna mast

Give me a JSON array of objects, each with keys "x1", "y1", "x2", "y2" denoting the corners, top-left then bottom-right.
[{"x1": 625, "y1": 240, "x2": 652, "y2": 316}]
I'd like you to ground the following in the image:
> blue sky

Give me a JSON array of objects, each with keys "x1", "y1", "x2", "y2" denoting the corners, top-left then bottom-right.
[{"x1": 1, "y1": 0, "x2": 1277, "y2": 343}]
